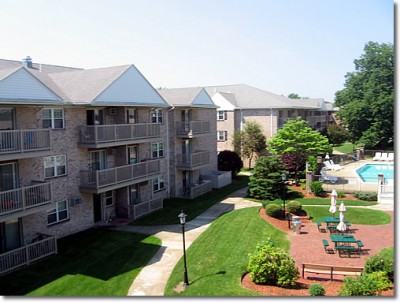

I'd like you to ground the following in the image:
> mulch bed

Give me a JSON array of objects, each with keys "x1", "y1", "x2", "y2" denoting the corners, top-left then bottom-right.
[{"x1": 240, "y1": 187, "x2": 394, "y2": 296}]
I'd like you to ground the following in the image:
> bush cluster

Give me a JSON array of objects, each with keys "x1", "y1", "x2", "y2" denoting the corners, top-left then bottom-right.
[
  {"x1": 309, "y1": 284, "x2": 325, "y2": 296},
  {"x1": 247, "y1": 240, "x2": 298, "y2": 288},
  {"x1": 286, "y1": 200, "x2": 302, "y2": 214},
  {"x1": 310, "y1": 181, "x2": 324, "y2": 196},
  {"x1": 265, "y1": 204, "x2": 282, "y2": 218},
  {"x1": 354, "y1": 192, "x2": 378, "y2": 201},
  {"x1": 338, "y1": 272, "x2": 391, "y2": 296},
  {"x1": 364, "y1": 247, "x2": 394, "y2": 281},
  {"x1": 262, "y1": 199, "x2": 281, "y2": 208}
]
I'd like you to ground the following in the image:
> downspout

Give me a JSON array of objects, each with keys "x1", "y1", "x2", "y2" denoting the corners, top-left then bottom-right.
[{"x1": 166, "y1": 106, "x2": 175, "y2": 198}]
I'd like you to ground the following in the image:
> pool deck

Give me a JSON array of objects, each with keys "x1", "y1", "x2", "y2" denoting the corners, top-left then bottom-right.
[{"x1": 320, "y1": 159, "x2": 394, "y2": 194}]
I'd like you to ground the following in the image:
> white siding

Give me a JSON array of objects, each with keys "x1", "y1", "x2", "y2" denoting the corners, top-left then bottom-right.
[
  {"x1": 0, "y1": 68, "x2": 61, "y2": 102},
  {"x1": 93, "y1": 66, "x2": 168, "y2": 106},
  {"x1": 212, "y1": 93, "x2": 236, "y2": 111}
]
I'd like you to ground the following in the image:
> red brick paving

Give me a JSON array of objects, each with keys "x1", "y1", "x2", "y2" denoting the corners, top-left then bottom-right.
[{"x1": 290, "y1": 211, "x2": 394, "y2": 281}]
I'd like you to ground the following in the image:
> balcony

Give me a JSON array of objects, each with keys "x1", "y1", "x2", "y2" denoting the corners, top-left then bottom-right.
[
  {"x1": 131, "y1": 197, "x2": 163, "y2": 220},
  {"x1": 78, "y1": 123, "x2": 161, "y2": 148},
  {"x1": 0, "y1": 183, "x2": 53, "y2": 222},
  {"x1": 176, "y1": 151, "x2": 210, "y2": 170},
  {"x1": 0, "y1": 234, "x2": 57, "y2": 276},
  {"x1": 178, "y1": 180, "x2": 212, "y2": 199},
  {"x1": 0, "y1": 129, "x2": 52, "y2": 161},
  {"x1": 80, "y1": 159, "x2": 161, "y2": 193},
  {"x1": 176, "y1": 121, "x2": 210, "y2": 138}
]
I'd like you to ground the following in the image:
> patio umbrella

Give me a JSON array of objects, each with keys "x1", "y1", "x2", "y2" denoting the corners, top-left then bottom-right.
[
  {"x1": 336, "y1": 201, "x2": 347, "y2": 232},
  {"x1": 329, "y1": 189, "x2": 337, "y2": 217}
]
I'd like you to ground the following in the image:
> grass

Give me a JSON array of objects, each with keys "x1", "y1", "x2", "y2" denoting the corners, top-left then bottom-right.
[
  {"x1": 246, "y1": 197, "x2": 378, "y2": 207},
  {"x1": 130, "y1": 175, "x2": 249, "y2": 225},
  {"x1": 0, "y1": 229, "x2": 161, "y2": 296},
  {"x1": 303, "y1": 206, "x2": 391, "y2": 225},
  {"x1": 333, "y1": 142, "x2": 363, "y2": 154},
  {"x1": 164, "y1": 206, "x2": 289, "y2": 296}
]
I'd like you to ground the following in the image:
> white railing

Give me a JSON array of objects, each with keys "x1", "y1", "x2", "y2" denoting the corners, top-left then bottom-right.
[
  {"x1": 176, "y1": 121, "x2": 210, "y2": 136},
  {"x1": 176, "y1": 151, "x2": 210, "y2": 169},
  {"x1": 132, "y1": 197, "x2": 163, "y2": 219},
  {"x1": 179, "y1": 180, "x2": 212, "y2": 199},
  {"x1": 0, "y1": 129, "x2": 51, "y2": 155},
  {"x1": 0, "y1": 235, "x2": 57, "y2": 275},
  {"x1": 79, "y1": 123, "x2": 160, "y2": 145},
  {"x1": 378, "y1": 179, "x2": 394, "y2": 203},
  {"x1": 0, "y1": 183, "x2": 53, "y2": 216},
  {"x1": 80, "y1": 159, "x2": 161, "y2": 190}
]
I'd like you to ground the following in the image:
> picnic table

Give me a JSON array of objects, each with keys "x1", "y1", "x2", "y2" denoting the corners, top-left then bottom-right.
[
  {"x1": 322, "y1": 216, "x2": 351, "y2": 233},
  {"x1": 330, "y1": 234, "x2": 361, "y2": 257}
]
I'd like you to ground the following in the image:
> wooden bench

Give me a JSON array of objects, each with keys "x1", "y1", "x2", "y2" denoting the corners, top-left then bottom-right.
[{"x1": 302, "y1": 263, "x2": 363, "y2": 281}]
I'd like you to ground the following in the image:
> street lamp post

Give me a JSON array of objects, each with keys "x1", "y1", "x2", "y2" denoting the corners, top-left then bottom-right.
[
  {"x1": 281, "y1": 173, "x2": 290, "y2": 229},
  {"x1": 178, "y1": 210, "x2": 189, "y2": 287}
]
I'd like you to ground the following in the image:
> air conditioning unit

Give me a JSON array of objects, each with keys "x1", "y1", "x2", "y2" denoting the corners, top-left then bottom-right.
[
  {"x1": 108, "y1": 107, "x2": 117, "y2": 116},
  {"x1": 70, "y1": 197, "x2": 82, "y2": 206}
]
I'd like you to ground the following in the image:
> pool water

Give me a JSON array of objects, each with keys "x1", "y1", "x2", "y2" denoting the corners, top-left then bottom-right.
[{"x1": 356, "y1": 164, "x2": 394, "y2": 183}]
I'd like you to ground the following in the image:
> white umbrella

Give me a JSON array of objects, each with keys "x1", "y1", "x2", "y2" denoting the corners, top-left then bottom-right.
[
  {"x1": 336, "y1": 201, "x2": 347, "y2": 232},
  {"x1": 329, "y1": 189, "x2": 337, "y2": 216}
]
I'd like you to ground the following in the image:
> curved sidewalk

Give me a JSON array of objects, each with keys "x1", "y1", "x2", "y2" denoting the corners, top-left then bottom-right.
[{"x1": 114, "y1": 187, "x2": 259, "y2": 296}]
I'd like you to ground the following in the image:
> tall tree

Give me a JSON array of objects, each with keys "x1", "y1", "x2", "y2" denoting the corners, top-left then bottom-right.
[
  {"x1": 334, "y1": 42, "x2": 394, "y2": 148},
  {"x1": 268, "y1": 117, "x2": 332, "y2": 180},
  {"x1": 233, "y1": 121, "x2": 267, "y2": 169}
]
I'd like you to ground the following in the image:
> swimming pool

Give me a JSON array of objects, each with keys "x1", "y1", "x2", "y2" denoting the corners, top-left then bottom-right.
[{"x1": 356, "y1": 164, "x2": 394, "y2": 183}]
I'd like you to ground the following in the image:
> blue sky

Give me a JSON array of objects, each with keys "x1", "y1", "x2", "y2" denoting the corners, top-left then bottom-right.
[{"x1": 0, "y1": 0, "x2": 394, "y2": 102}]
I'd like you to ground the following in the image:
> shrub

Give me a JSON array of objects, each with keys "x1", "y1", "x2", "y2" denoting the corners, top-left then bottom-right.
[
  {"x1": 286, "y1": 189, "x2": 304, "y2": 199},
  {"x1": 310, "y1": 181, "x2": 324, "y2": 196},
  {"x1": 265, "y1": 204, "x2": 282, "y2": 218},
  {"x1": 286, "y1": 200, "x2": 302, "y2": 214},
  {"x1": 309, "y1": 284, "x2": 325, "y2": 296},
  {"x1": 354, "y1": 192, "x2": 378, "y2": 201},
  {"x1": 364, "y1": 247, "x2": 394, "y2": 281},
  {"x1": 247, "y1": 240, "x2": 299, "y2": 287},
  {"x1": 338, "y1": 272, "x2": 391, "y2": 296},
  {"x1": 217, "y1": 150, "x2": 243, "y2": 178},
  {"x1": 337, "y1": 191, "x2": 345, "y2": 198},
  {"x1": 262, "y1": 199, "x2": 282, "y2": 208}
]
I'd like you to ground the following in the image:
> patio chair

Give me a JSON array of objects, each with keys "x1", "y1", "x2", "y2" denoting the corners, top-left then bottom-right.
[
  {"x1": 385, "y1": 153, "x2": 394, "y2": 161},
  {"x1": 329, "y1": 160, "x2": 343, "y2": 171},
  {"x1": 323, "y1": 160, "x2": 334, "y2": 170},
  {"x1": 319, "y1": 168, "x2": 338, "y2": 184},
  {"x1": 372, "y1": 152, "x2": 382, "y2": 160},
  {"x1": 380, "y1": 153, "x2": 388, "y2": 161}
]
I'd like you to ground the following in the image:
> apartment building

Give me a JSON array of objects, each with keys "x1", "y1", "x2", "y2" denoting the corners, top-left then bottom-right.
[
  {"x1": 158, "y1": 87, "x2": 218, "y2": 199},
  {"x1": 0, "y1": 57, "x2": 218, "y2": 274},
  {"x1": 204, "y1": 84, "x2": 335, "y2": 153}
]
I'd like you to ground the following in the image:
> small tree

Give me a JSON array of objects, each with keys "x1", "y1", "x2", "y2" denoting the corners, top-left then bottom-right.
[
  {"x1": 217, "y1": 150, "x2": 243, "y2": 178},
  {"x1": 248, "y1": 156, "x2": 287, "y2": 200},
  {"x1": 326, "y1": 124, "x2": 349, "y2": 146},
  {"x1": 237, "y1": 121, "x2": 267, "y2": 169}
]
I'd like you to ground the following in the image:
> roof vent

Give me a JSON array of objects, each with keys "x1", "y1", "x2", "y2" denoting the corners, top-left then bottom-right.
[{"x1": 22, "y1": 56, "x2": 33, "y2": 68}]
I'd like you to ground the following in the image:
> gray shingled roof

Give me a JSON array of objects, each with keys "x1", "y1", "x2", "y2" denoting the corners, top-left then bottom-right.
[
  {"x1": 158, "y1": 87, "x2": 216, "y2": 108},
  {"x1": 204, "y1": 84, "x2": 319, "y2": 109}
]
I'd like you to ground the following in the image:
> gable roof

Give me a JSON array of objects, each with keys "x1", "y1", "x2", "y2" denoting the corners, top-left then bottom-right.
[
  {"x1": 204, "y1": 84, "x2": 319, "y2": 109},
  {"x1": 158, "y1": 87, "x2": 217, "y2": 108}
]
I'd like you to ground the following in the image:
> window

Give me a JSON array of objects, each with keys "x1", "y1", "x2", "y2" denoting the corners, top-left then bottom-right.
[
  {"x1": 127, "y1": 109, "x2": 137, "y2": 124},
  {"x1": 217, "y1": 111, "x2": 226, "y2": 120},
  {"x1": 105, "y1": 191, "x2": 113, "y2": 207},
  {"x1": 153, "y1": 175, "x2": 165, "y2": 192},
  {"x1": 44, "y1": 155, "x2": 67, "y2": 178},
  {"x1": 152, "y1": 142, "x2": 164, "y2": 158},
  {"x1": 217, "y1": 131, "x2": 227, "y2": 141},
  {"x1": 47, "y1": 200, "x2": 69, "y2": 225},
  {"x1": 151, "y1": 109, "x2": 163, "y2": 123},
  {"x1": 42, "y1": 108, "x2": 64, "y2": 129}
]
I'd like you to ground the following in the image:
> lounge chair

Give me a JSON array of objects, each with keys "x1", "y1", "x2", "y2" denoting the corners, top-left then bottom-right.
[
  {"x1": 385, "y1": 153, "x2": 394, "y2": 161},
  {"x1": 319, "y1": 168, "x2": 338, "y2": 184},
  {"x1": 380, "y1": 153, "x2": 388, "y2": 161},
  {"x1": 323, "y1": 160, "x2": 334, "y2": 170},
  {"x1": 373, "y1": 152, "x2": 382, "y2": 161},
  {"x1": 329, "y1": 160, "x2": 343, "y2": 171}
]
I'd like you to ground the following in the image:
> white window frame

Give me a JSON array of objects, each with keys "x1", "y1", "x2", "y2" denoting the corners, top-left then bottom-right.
[
  {"x1": 153, "y1": 175, "x2": 165, "y2": 192},
  {"x1": 44, "y1": 155, "x2": 67, "y2": 178},
  {"x1": 42, "y1": 108, "x2": 64, "y2": 129},
  {"x1": 47, "y1": 200, "x2": 69, "y2": 225},
  {"x1": 217, "y1": 110, "x2": 226, "y2": 120},
  {"x1": 217, "y1": 131, "x2": 227, "y2": 141},
  {"x1": 151, "y1": 109, "x2": 163, "y2": 123},
  {"x1": 152, "y1": 142, "x2": 164, "y2": 158}
]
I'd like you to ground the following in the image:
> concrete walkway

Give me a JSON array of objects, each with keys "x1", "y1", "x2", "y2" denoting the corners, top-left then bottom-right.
[
  {"x1": 114, "y1": 187, "x2": 259, "y2": 296},
  {"x1": 113, "y1": 186, "x2": 393, "y2": 296}
]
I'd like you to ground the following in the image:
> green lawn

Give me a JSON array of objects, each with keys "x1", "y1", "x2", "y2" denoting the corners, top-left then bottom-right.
[
  {"x1": 333, "y1": 142, "x2": 363, "y2": 153},
  {"x1": 164, "y1": 206, "x2": 289, "y2": 296},
  {"x1": 131, "y1": 175, "x2": 249, "y2": 225},
  {"x1": 0, "y1": 229, "x2": 161, "y2": 296}
]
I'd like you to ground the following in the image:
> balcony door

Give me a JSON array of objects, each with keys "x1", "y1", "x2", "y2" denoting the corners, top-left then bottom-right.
[
  {"x1": 0, "y1": 163, "x2": 18, "y2": 191},
  {"x1": 89, "y1": 150, "x2": 106, "y2": 171},
  {"x1": 182, "y1": 140, "x2": 192, "y2": 165},
  {"x1": 181, "y1": 109, "x2": 191, "y2": 132},
  {"x1": 0, "y1": 219, "x2": 22, "y2": 253},
  {"x1": 127, "y1": 146, "x2": 138, "y2": 164},
  {"x1": 182, "y1": 171, "x2": 192, "y2": 195},
  {"x1": 86, "y1": 109, "x2": 104, "y2": 126},
  {"x1": 0, "y1": 108, "x2": 15, "y2": 130}
]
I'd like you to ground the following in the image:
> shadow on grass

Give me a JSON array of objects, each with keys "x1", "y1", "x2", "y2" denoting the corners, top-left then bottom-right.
[{"x1": 0, "y1": 229, "x2": 160, "y2": 296}]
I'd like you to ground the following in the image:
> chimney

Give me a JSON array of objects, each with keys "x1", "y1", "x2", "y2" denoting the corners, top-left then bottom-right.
[{"x1": 22, "y1": 56, "x2": 33, "y2": 68}]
